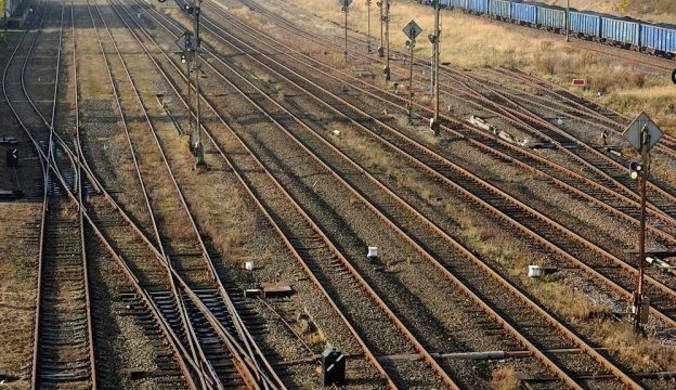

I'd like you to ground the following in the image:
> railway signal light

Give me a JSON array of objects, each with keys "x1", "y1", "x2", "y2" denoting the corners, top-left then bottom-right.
[
  {"x1": 628, "y1": 161, "x2": 642, "y2": 180},
  {"x1": 672, "y1": 68, "x2": 676, "y2": 85}
]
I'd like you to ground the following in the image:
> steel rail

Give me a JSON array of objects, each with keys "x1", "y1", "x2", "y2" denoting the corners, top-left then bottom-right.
[
  {"x1": 232, "y1": 0, "x2": 676, "y2": 239},
  {"x1": 90, "y1": 0, "x2": 281, "y2": 388},
  {"x1": 97, "y1": 1, "x2": 291, "y2": 387},
  {"x1": 18, "y1": 0, "x2": 97, "y2": 193},
  {"x1": 3, "y1": 17, "x2": 204, "y2": 390},
  {"x1": 192, "y1": 0, "x2": 676, "y2": 329},
  {"x1": 97, "y1": 0, "x2": 396, "y2": 389},
  {"x1": 71, "y1": 2, "x2": 98, "y2": 388},
  {"x1": 484, "y1": 66, "x2": 676, "y2": 159},
  {"x1": 5, "y1": 3, "x2": 190, "y2": 389},
  {"x1": 101, "y1": 1, "x2": 288, "y2": 387},
  {"x1": 6, "y1": 2, "x2": 209, "y2": 388},
  {"x1": 435, "y1": 66, "x2": 676, "y2": 220},
  {"x1": 245, "y1": 0, "x2": 676, "y2": 233},
  {"x1": 111, "y1": 0, "x2": 403, "y2": 386},
  {"x1": 132, "y1": 2, "x2": 642, "y2": 388},
  {"x1": 182, "y1": 18, "x2": 632, "y2": 390},
  {"x1": 115, "y1": 0, "x2": 452, "y2": 386},
  {"x1": 256, "y1": 0, "x2": 676, "y2": 164},
  {"x1": 155, "y1": 4, "x2": 648, "y2": 387},
  {"x1": 335, "y1": 7, "x2": 676, "y2": 222},
  {"x1": 482, "y1": 68, "x2": 632, "y2": 129},
  {"x1": 87, "y1": 4, "x2": 214, "y2": 388},
  {"x1": 0, "y1": 8, "x2": 50, "y2": 390},
  {"x1": 12, "y1": 1, "x2": 96, "y2": 388}
]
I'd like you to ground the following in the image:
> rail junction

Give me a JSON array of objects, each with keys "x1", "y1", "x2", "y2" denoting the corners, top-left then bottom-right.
[{"x1": 0, "y1": 0, "x2": 675, "y2": 389}]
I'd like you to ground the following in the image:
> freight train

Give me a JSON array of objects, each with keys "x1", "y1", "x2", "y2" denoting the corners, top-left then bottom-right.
[{"x1": 421, "y1": 0, "x2": 676, "y2": 58}]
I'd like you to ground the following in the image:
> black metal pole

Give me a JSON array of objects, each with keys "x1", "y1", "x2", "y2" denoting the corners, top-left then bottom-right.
[
  {"x1": 378, "y1": 0, "x2": 384, "y2": 57},
  {"x1": 193, "y1": 1, "x2": 204, "y2": 168},
  {"x1": 634, "y1": 127, "x2": 649, "y2": 334},
  {"x1": 566, "y1": 0, "x2": 570, "y2": 42},
  {"x1": 384, "y1": 0, "x2": 390, "y2": 80},
  {"x1": 408, "y1": 38, "x2": 414, "y2": 122},
  {"x1": 431, "y1": 1, "x2": 440, "y2": 135},
  {"x1": 344, "y1": 6, "x2": 348, "y2": 63},
  {"x1": 367, "y1": 0, "x2": 372, "y2": 53}
]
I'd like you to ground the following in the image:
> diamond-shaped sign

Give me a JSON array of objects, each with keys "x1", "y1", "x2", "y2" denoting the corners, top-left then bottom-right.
[
  {"x1": 176, "y1": 31, "x2": 197, "y2": 52},
  {"x1": 340, "y1": 0, "x2": 352, "y2": 8},
  {"x1": 403, "y1": 20, "x2": 422, "y2": 41},
  {"x1": 623, "y1": 112, "x2": 663, "y2": 152}
]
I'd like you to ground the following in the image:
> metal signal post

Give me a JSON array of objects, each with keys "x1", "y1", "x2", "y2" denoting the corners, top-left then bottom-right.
[
  {"x1": 429, "y1": 1, "x2": 441, "y2": 135},
  {"x1": 341, "y1": 0, "x2": 352, "y2": 63},
  {"x1": 632, "y1": 127, "x2": 650, "y2": 334},
  {"x1": 173, "y1": 0, "x2": 205, "y2": 169},
  {"x1": 403, "y1": 20, "x2": 422, "y2": 123},
  {"x1": 366, "y1": 0, "x2": 372, "y2": 53},
  {"x1": 377, "y1": 1, "x2": 384, "y2": 57},
  {"x1": 384, "y1": 0, "x2": 391, "y2": 80},
  {"x1": 566, "y1": 0, "x2": 570, "y2": 42},
  {"x1": 190, "y1": 2, "x2": 205, "y2": 169},
  {"x1": 408, "y1": 38, "x2": 415, "y2": 122},
  {"x1": 623, "y1": 112, "x2": 664, "y2": 335}
]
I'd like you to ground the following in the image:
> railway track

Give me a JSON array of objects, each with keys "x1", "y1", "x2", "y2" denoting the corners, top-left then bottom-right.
[
  {"x1": 2, "y1": 2, "x2": 190, "y2": 389},
  {"x1": 85, "y1": 0, "x2": 288, "y2": 387},
  {"x1": 243, "y1": 0, "x2": 676, "y2": 225},
  {"x1": 3, "y1": 0, "x2": 276, "y2": 388},
  {"x1": 109, "y1": 1, "x2": 451, "y2": 387},
  {"x1": 240, "y1": 0, "x2": 676, "y2": 239},
  {"x1": 119, "y1": 0, "x2": 673, "y2": 387},
  {"x1": 188, "y1": 0, "x2": 676, "y2": 335},
  {"x1": 0, "y1": 1, "x2": 97, "y2": 389},
  {"x1": 1, "y1": 0, "x2": 672, "y2": 388}
]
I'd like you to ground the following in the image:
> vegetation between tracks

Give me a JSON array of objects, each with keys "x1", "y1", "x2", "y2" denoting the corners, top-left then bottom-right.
[
  {"x1": 213, "y1": 0, "x2": 676, "y2": 376},
  {"x1": 0, "y1": 204, "x2": 41, "y2": 390},
  {"x1": 281, "y1": 0, "x2": 675, "y2": 137}
]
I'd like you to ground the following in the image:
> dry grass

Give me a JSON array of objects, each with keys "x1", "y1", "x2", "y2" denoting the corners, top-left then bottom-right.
[
  {"x1": 454, "y1": 212, "x2": 676, "y2": 371},
  {"x1": 490, "y1": 366, "x2": 519, "y2": 390},
  {"x1": 227, "y1": 0, "x2": 676, "y2": 370},
  {"x1": 594, "y1": 320, "x2": 676, "y2": 372},
  {"x1": 282, "y1": 0, "x2": 676, "y2": 136}
]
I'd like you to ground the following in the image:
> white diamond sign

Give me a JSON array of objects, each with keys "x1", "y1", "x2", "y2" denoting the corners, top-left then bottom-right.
[
  {"x1": 623, "y1": 112, "x2": 663, "y2": 153},
  {"x1": 403, "y1": 20, "x2": 422, "y2": 41},
  {"x1": 340, "y1": 0, "x2": 352, "y2": 8}
]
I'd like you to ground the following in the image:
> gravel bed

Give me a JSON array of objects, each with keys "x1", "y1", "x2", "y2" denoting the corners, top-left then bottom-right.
[
  {"x1": 185, "y1": 29, "x2": 573, "y2": 388},
  {"x1": 95, "y1": 1, "x2": 390, "y2": 387},
  {"x1": 197, "y1": 0, "x2": 676, "y2": 384},
  {"x1": 86, "y1": 223, "x2": 190, "y2": 390}
]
